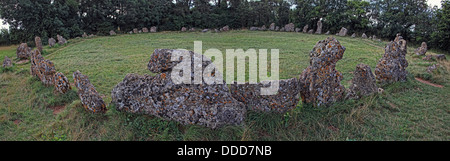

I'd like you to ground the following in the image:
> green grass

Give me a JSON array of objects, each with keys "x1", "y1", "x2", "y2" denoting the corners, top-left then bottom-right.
[{"x1": 0, "y1": 30, "x2": 449, "y2": 140}]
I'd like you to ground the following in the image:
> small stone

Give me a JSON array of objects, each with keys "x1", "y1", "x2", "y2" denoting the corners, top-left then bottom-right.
[
  {"x1": 150, "y1": 26, "x2": 157, "y2": 32},
  {"x1": 2, "y1": 56, "x2": 12, "y2": 68},
  {"x1": 434, "y1": 54, "x2": 446, "y2": 60},
  {"x1": 269, "y1": 23, "x2": 275, "y2": 31},
  {"x1": 259, "y1": 25, "x2": 266, "y2": 31},
  {"x1": 53, "y1": 72, "x2": 71, "y2": 94},
  {"x1": 351, "y1": 33, "x2": 356, "y2": 38},
  {"x1": 249, "y1": 27, "x2": 258, "y2": 31},
  {"x1": 133, "y1": 28, "x2": 138, "y2": 34},
  {"x1": 57, "y1": 35, "x2": 67, "y2": 45},
  {"x1": 295, "y1": 28, "x2": 301, "y2": 32},
  {"x1": 73, "y1": 70, "x2": 107, "y2": 113},
  {"x1": 16, "y1": 43, "x2": 31, "y2": 59},
  {"x1": 308, "y1": 29, "x2": 314, "y2": 34},
  {"x1": 181, "y1": 27, "x2": 187, "y2": 32},
  {"x1": 315, "y1": 20, "x2": 322, "y2": 34},
  {"x1": 142, "y1": 27, "x2": 149, "y2": 33},
  {"x1": 426, "y1": 64, "x2": 439, "y2": 73},
  {"x1": 325, "y1": 31, "x2": 330, "y2": 35},
  {"x1": 414, "y1": 42, "x2": 427, "y2": 56},
  {"x1": 222, "y1": 25, "x2": 229, "y2": 32},
  {"x1": 302, "y1": 25, "x2": 308, "y2": 33},
  {"x1": 35, "y1": 36, "x2": 43, "y2": 53},
  {"x1": 82, "y1": 32, "x2": 88, "y2": 38},
  {"x1": 275, "y1": 26, "x2": 279, "y2": 31},
  {"x1": 201, "y1": 29, "x2": 209, "y2": 32},
  {"x1": 48, "y1": 38, "x2": 56, "y2": 47},
  {"x1": 362, "y1": 33, "x2": 367, "y2": 39},
  {"x1": 109, "y1": 30, "x2": 116, "y2": 36},
  {"x1": 284, "y1": 23, "x2": 295, "y2": 32},
  {"x1": 338, "y1": 27, "x2": 348, "y2": 36}
]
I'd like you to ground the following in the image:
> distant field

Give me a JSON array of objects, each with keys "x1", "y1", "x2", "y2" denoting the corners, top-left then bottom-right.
[{"x1": 0, "y1": 30, "x2": 449, "y2": 141}]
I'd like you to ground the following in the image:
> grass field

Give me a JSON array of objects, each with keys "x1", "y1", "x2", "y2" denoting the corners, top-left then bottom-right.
[{"x1": 0, "y1": 30, "x2": 449, "y2": 141}]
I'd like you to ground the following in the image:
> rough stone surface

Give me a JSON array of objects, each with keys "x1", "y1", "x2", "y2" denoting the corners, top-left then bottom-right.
[
  {"x1": 133, "y1": 28, "x2": 138, "y2": 34},
  {"x1": 346, "y1": 64, "x2": 378, "y2": 99},
  {"x1": 16, "y1": 43, "x2": 31, "y2": 59},
  {"x1": 109, "y1": 30, "x2": 116, "y2": 36},
  {"x1": 181, "y1": 27, "x2": 187, "y2": 32},
  {"x1": 338, "y1": 27, "x2": 348, "y2": 36},
  {"x1": 295, "y1": 28, "x2": 301, "y2": 32},
  {"x1": 303, "y1": 25, "x2": 309, "y2": 33},
  {"x1": 82, "y1": 32, "x2": 88, "y2": 38},
  {"x1": 54, "y1": 72, "x2": 71, "y2": 94},
  {"x1": 111, "y1": 49, "x2": 246, "y2": 128},
  {"x1": 229, "y1": 78, "x2": 301, "y2": 113},
  {"x1": 422, "y1": 55, "x2": 433, "y2": 61},
  {"x1": 372, "y1": 35, "x2": 377, "y2": 41},
  {"x1": 325, "y1": 31, "x2": 330, "y2": 35},
  {"x1": 414, "y1": 42, "x2": 427, "y2": 56},
  {"x1": 142, "y1": 27, "x2": 149, "y2": 33},
  {"x1": 222, "y1": 25, "x2": 229, "y2": 32},
  {"x1": 269, "y1": 23, "x2": 275, "y2": 31},
  {"x1": 284, "y1": 23, "x2": 295, "y2": 32},
  {"x1": 259, "y1": 25, "x2": 266, "y2": 31},
  {"x1": 48, "y1": 38, "x2": 56, "y2": 47},
  {"x1": 434, "y1": 54, "x2": 446, "y2": 60},
  {"x1": 201, "y1": 29, "x2": 209, "y2": 32},
  {"x1": 427, "y1": 64, "x2": 439, "y2": 73},
  {"x1": 73, "y1": 70, "x2": 107, "y2": 113},
  {"x1": 315, "y1": 20, "x2": 322, "y2": 34},
  {"x1": 250, "y1": 27, "x2": 258, "y2": 31},
  {"x1": 375, "y1": 34, "x2": 408, "y2": 84},
  {"x1": 57, "y1": 35, "x2": 67, "y2": 45},
  {"x1": 351, "y1": 33, "x2": 356, "y2": 38},
  {"x1": 362, "y1": 33, "x2": 367, "y2": 39},
  {"x1": 35, "y1": 36, "x2": 43, "y2": 53},
  {"x1": 279, "y1": 27, "x2": 285, "y2": 32},
  {"x1": 275, "y1": 26, "x2": 279, "y2": 31},
  {"x1": 150, "y1": 26, "x2": 157, "y2": 32},
  {"x1": 30, "y1": 50, "x2": 56, "y2": 86},
  {"x1": 2, "y1": 56, "x2": 12, "y2": 68},
  {"x1": 308, "y1": 29, "x2": 314, "y2": 34},
  {"x1": 299, "y1": 37, "x2": 346, "y2": 107}
]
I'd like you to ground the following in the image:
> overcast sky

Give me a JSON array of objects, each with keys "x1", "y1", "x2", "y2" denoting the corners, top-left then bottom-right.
[{"x1": 0, "y1": 0, "x2": 443, "y2": 30}]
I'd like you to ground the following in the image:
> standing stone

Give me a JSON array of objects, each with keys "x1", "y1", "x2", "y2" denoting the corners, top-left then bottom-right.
[
  {"x1": 53, "y1": 72, "x2": 71, "y2": 94},
  {"x1": 73, "y1": 70, "x2": 107, "y2": 113},
  {"x1": 369, "y1": 36, "x2": 372, "y2": 39},
  {"x1": 230, "y1": 78, "x2": 301, "y2": 113},
  {"x1": 269, "y1": 23, "x2": 275, "y2": 31},
  {"x1": 189, "y1": 28, "x2": 196, "y2": 32},
  {"x1": 35, "y1": 36, "x2": 43, "y2": 53},
  {"x1": 150, "y1": 26, "x2": 157, "y2": 32},
  {"x1": 109, "y1": 30, "x2": 116, "y2": 36},
  {"x1": 346, "y1": 64, "x2": 378, "y2": 99},
  {"x1": 138, "y1": 30, "x2": 142, "y2": 33},
  {"x1": 434, "y1": 54, "x2": 446, "y2": 60},
  {"x1": 285, "y1": 23, "x2": 295, "y2": 32},
  {"x1": 82, "y1": 32, "x2": 88, "y2": 38},
  {"x1": 249, "y1": 27, "x2": 258, "y2": 31},
  {"x1": 325, "y1": 31, "x2": 330, "y2": 35},
  {"x1": 57, "y1": 35, "x2": 67, "y2": 45},
  {"x1": 111, "y1": 49, "x2": 246, "y2": 128},
  {"x1": 181, "y1": 27, "x2": 187, "y2": 32},
  {"x1": 362, "y1": 33, "x2": 368, "y2": 39},
  {"x1": 375, "y1": 34, "x2": 408, "y2": 84},
  {"x1": 299, "y1": 37, "x2": 346, "y2": 107},
  {"x1": 133, "y1": 28, "x2": 138, "y2": 34},
  {"x1": 351, "y1": 33, "x2": 356, "y2": 38},
  {"x1": 426, "y1": 64, "x2": 439, "y2": 73},
  {"x1": 222, "y1": 25, "x2": 229, "y2": 31},
  {"x1": 2, "y1": 56, "x2": 12, "y2": 68},
  {"x1": 414, "y1": 42, "x2": 427, "y2": 56},
  {"x1": 308, "y1": 29, "x2": 314, "y2": 34},
  {"x1": 142, "y1": 27, "x2": 149, "y2": 33},
  {"x1": 48, "y1": 38, "x2": 56, "y2": 47},
  {"x1": 315, "y1": 20, "x2": 322, "y2": 34},
  {"x1": 279, "y1": 27, "x2": 285, "y2": 32},
  {"x1": 303, "y1": 25, "x2": 309, "y2": 33},
  {"x1": 16, "y1": 43, "x2": 31, "y2": 59},
  {"x1": 30, "y1": 50, "x2": 56, "y2": 86},
  {"x1": 372, "y1": 35, "x2": 377, "y2": 41},
  {"x1": 338, "y1": 27, "x2": 348, "y2": 36},
  {"x1": 295, "y1": 28, "x2": 301, "y2": 32},
  {"x1": 259, "y1": 25, "x2": 266, "y2": 31},
  {"x1": 275, "y1": 26, "x2": 280, "y2": 31}
]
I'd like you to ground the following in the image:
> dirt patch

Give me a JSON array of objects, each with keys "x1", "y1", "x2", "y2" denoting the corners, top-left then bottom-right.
[
  {"x1": 13, "y1": 119, "x2": 22, "y2": 125},
  {"x1": 415, "y1": 77, "x2": 444, "y2": 88},
  {"x1": 16, "y1": 59, "x2": 30, "y2": 65},
  {"x1": 49, "y1": 105, "x2": 66, "y2": 115}
]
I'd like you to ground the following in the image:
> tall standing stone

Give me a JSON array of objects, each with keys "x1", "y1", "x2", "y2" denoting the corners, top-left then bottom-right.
[
  {"x1": 269, "y1": 23, "x2": 275, "y2": 31},
  {"x1": 48, "y1": 38, "x2": 56, "y2": 47},
  {"x1": 375, "y1": 34, "x2": 408, "y2": 84},
  {"x1": 299, "y1": 37, "x2": 346, "y2": 107},
  {"x1": 16, "y1": 43, "x2": 31, "y2": 59},
  {"x1": 346, "y1": 64, "x2": 378, "y2": 99},
  {"x1": 35, "y1": 36, "x2": 43, "y2": 53},
  {"x1": 414, "y1": 42, "x2": 427, "y2": 56},
  {"x1": 133, "y1": 28, "x2": 138, "y2": 34},
  {"x1": 338, "y1": 27, "x2": 348, "y2": 36},
  {"x1": 285, "y1": 23, "x2": 295, "y2": 32},
  {"x1": 30, "y1": 50, "x2": 56, "y2": 86},
  {"x1": 73, "y1": 70, "x2": 107, "y2": 113},
  {"x1": 315, "y1": 20, "x2": 322, "y2": 34}
]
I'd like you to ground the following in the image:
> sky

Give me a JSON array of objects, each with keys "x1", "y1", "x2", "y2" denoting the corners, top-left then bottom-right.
[{"x1": 0, "y1": 0, "x2": 443, "y2": 30}]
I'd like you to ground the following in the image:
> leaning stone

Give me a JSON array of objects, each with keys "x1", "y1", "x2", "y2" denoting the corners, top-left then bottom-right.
[
  {"x1": 30, "y1": 50, "x2": 56, "y2": 86},
  {"x1": 315, "y1": 20, "x2": 322, "y2": 34},
  {"x1": 375, "y1": 34, "x2": 408, "y2": 84},
  {"x1": 142, "y1": 27, "x2": 149, "y2": 33},
  {"x1": 109, "y1": 30, "x2": 116, "y2": 36},
  {"x1": 35, "y1": 36, "x2": 43, "y2": 53},
  {"x1": 48, "y1": 38, "x2": 56, "y2": 47},
  {"x1": 302, "y1": 25, "x2": 308, "y2": 33},
  {"x1": 16, "y1": 43, "x2": 31, "y2": 59},
  {"x1": 299, "y1": 37, "x2": 346, "y2": 107},
  {"x1": 2, "y1": 56, "x2": 12, "y2": 68},
  {"x1": 57, "y1": 35, "x2": 67, "y2": 45},
  {"x1": 338, "y1": 27, "x2": 348, "y2": 36},
  {"x1": 73, "y1": 70, "x2": 107, "y2": 113},
  {"x1": 414, "y1": 42, "x2": 427, "y2": 56},
  {"x1": 150, "y1": 26, "x2": 157, "y2": 33},
  {"x1": 362, "y1": 33, "x2": 367, "y2": 39},
  {"x1": 111, "y1": 49, "x2": 246, "y2": 128},
  {"x1": 346, "y1": 64, "x2": 378, "y2": 99},
  {"x1": 269, "y1": 23, "x2": 275, "y2": 31},
  {"x1": 230, "y1": 78, "x2": 301, "y2": 113},
  {"x1": 53, "y1": 72, "x2": 71, "y2": 94}
]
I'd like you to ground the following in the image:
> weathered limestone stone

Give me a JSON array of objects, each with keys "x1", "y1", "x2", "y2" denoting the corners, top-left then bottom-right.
[
  {"x1": 269, "y1": 23, "x2": 275, "y2": 31},
  {"x1": 338, "y1": 27, "x2": 348, "y2": 36},
  {"x1": 260, "y1": 25, "x2": 266, "y2": 31},
  {"x1": 150, "y1": 26, "x2": 157, "y2": 32},
  {"x1": 308, "y1": 29, "x2": 314, "y2": 34},
  {"x1": 54, "y1": 72, "x2": 71, "y2": 94},
  {"x1": 299, "y1": 37, "x2": 346, "y2": 107},
  {"x1": 109, "y1": 30, "x2": 116, "y2": 36},
  {"x1": 111, "y1": 49, "x2": 246, "y2": 128},
  {"x1": 142, "y1": 27, "x2": 149, "y2": 33},
  {"x1": 181, "y1": 27, "x2": 187, "y2": 32},
  {"x1": 375, "y1": 34, "x2": 408, "y2": 84},
  {"x1": 57, "y1": 35, "x2": 67, "y2": 45},
  {"x1": 362, "y1": 33, "x2": 368, "y2": 39},
  {"x1": 73, "y1": 70, "x2": 107, "y2": 113},
  {"x1": 16, "y1": 43, "x2": 31, "y2": 59},
  {"x1": 325, "y1": 31, "x2": 330, "y2": 35},
  {"x1": 295, "y1": 28, "x2": 301, "y2": 32},
  {"x1": 82, "y1": 32, "x2": 88, "y2": 38},
  {"x1": 346, "y1": 64, "x2": 378, "y2": 99},
  {"x1": 414, "y1": 42, "x2": 427, "y2": 56},
  {"x1": 302, "y1": 25, "x2": 308, "y2": 33},
  {"x1": 2, "y1": 56, "x2": 12, "y2": 68},
  {"x1": 285, "y1": 23, "x2": 295, "y2": 32},
  {"x1": 48, "y1": 38, "x2": 56, "y2": 47},
  {"x1": 35, "y1": 36, "x2": 43, "y2": 53},
  {"x1": 229, "y1": 78, "x2": 301, "y2": 113},
  {"x1": 250, "y1": 27, "x2": 258, "y2": 31},
  {"x1": 222, "y1": 25, "x2": 229, "y2": 31},
  {"x1": 133, "y1": 28, "x2": 138, "y2": 34},
  {"x1": 351, "y1": 33, "x2": 356, "y2": 38},
  {"x1": 30, "y1": 50, "x2": 56, "y2": 86},
  {"x1": 315, "y1": 20, "x2": 322, "y2": 34}
]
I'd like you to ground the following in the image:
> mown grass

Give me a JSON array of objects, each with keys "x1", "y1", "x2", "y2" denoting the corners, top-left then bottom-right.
[{"x1": 0, "y1": 30, "x2": 448, "y2": 141}]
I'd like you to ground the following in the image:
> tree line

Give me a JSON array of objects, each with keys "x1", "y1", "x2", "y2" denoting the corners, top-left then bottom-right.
[{"x1": 0, "y1": 0, "x2": 449, "y2": 52}]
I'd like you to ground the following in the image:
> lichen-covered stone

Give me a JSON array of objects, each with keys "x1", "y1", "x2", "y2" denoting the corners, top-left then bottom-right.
[
  {"x1": 222, "y1": 25, "x2": 229, "y2": 31},
  {"x1": 2, "y1": 56, "x2": 12, "y2": 68},
  {"x1": 260, "y1": 25, "x2": 266, "y2": 31},
  {"x1": 133, "y1": 28, "x2": 138, "y2": 34},
  {"x1": 284, "y1": 23, "x2": 295, "y2": 32},
  {"x1": 250, "y1": 27, "x2": 258, "y2": 31},
  {"x1": 375, "y1": 34, "x2": 408, "y2": 84},
  {"x1": 427, "y1": 64, "x2": 439, "y2": 73},
  {"x1": 299, "y1": 37, "x2": 346, "y2": 107},
  {"x1": 48, "y1": 38, "x2": 56, "y2": 47},
  {"x1": 142, "y1": 27, "x2": 149, "y2": 33},
  {"x1": 73, "y1": 70, "x2": 107, "y2": 113},
  {"x1": 229, "y1": 78, "x2": 301, "y2": 113},
  {"x1": 110, "y1": 30, "x2": 116, "y2": 36},
  {"x1": 362, "y1": 33, "x2": 367, "y2": 39},
  {"x1": 16, "y1": 43, "x2": 31, "y2": 59},
  {"x1": 181, "y1": 27, "x2": 187, "y2": 32},
  {"x1": 57, "y1": 35, "x2": 67, "y2": 45},
  {"x1": 315, "y1": 20, "x2": 322, "y2": 34},
  {"x1": 434, "y1": 54, "x2": 446, "y2": 60},
  {"x1": 82, "y1": 32, "x2": 88, "y2": 38},
  {"x1": 351, "y1": 33, "x2": 356, "y2": 38},
  {"x1": 303, "y1": 25, "x2": 308, "y2": 33},
  {"x1": 308, "y1": 29, "x2": 314, "y2": 34},
  {"x1": 338, "y1": 27, "x2": 347, "y2": 36},
  {"x1": 269, "y1": 23, "x2": 275, "y2": 31},
  {"x1": 414, "y1": 42, "x2": 427, "y2": 56},
  {"x1": 295, "y1": 28, "x2": 301, "y2": 32},
  {"x1": 35, "y1": 36, "x2": 43, "y2": 52},
  {"x1": 54, "y1": 72, "x2": 71, "y2": 94},
  {"x1": 30, "y1": 50, "x2": 56, "y2": 86},
  {"x1": 346, "y1": 64, "x2": 378, "y2": 99},
  {"x1": 150, "y1": 26, "x2": 157, "y2": 32},
  {"x1": 279, "y1": 27, "x2": 285, "y2": 32},
  {"x1": 275, "y1": 26, "x2": 279, "y2": 31}
]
